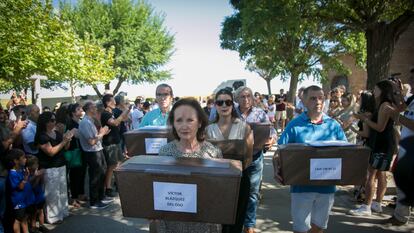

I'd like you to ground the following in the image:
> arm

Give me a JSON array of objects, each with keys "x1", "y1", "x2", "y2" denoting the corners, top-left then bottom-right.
[
  {"x1": 397, "y1": 115, "x2": 414, "y2": 131},
  {"x1": 39, "y1": 140, "x2": 70, "y2": 157},
  {"x1": 245, "y1": 125, "x2": 254, "y2": 161},
  {"x1": 106, "y1": 110, "x2": 129, "y2": 127},
  {"x1": 358, "y1": 103, "x2": 392, "y2": 133},
  {"x1": 88, "y1": 126, "x2": 110, "y2": 146}
]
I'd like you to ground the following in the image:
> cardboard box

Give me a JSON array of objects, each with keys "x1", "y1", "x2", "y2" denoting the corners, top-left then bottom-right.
[
  {"x1": 249, "y1": 123, "x2": 273, "y2": 152},
  {"x1": 123, "y1": 126, "x2": 174, "y2": 156},
  {"x1": 115, "y1": 155, "x2": 242, "y2": 224},
  {"x1": 278, "y1": 143, "x2": 371, "y2": 185},
  {"x1": 208, "y1": 139, "x2": 252, "y2": 169}
]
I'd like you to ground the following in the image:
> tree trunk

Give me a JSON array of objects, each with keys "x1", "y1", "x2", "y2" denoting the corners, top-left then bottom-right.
[
  {"x1": 266, "y1": 78, "x2": 272, "y2": 96},
  {"x1": 287, "y1": 71, "x2": 299, "y2": 119},
  {"x1": 92, "y1": 85, "x2": 103, "y2": 99},
  {"x1": 365, "y1": 23, "x2": 393, "y2": 90},
  {"x1": 112, "y1": 76, "x2": 125, "y2": 96},
  {"x1": 31, "y1": 80, "x2": 36, "y2": 104},
  {"x1": 70, "y1": 80, "x2": 76, "y2": 103},
  {"x1": 365, "y1": 12, "x2": 414, "y2": 90}
]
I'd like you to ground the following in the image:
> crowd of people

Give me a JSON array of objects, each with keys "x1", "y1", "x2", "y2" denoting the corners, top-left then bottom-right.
[{"x1": 0, "y1": 68, "x2": 413, "y2": 233}]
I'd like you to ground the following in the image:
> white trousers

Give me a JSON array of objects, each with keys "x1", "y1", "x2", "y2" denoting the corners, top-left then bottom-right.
[{"x1": 44, "y1": 166, "x2": 69, "y2": 224}]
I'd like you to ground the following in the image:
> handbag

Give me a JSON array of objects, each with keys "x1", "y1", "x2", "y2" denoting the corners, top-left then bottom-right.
[
  {"x1": 64, "y1": 140, "x2": 82, "y2": 168},
  {"x1": 369, "y1": 152, "x2": 391, "y2": 171}
]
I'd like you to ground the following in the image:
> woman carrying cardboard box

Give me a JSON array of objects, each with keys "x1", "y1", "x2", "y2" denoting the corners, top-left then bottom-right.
[{"x1": 152, "y1": 98, "x2": 222, "y2": 233}]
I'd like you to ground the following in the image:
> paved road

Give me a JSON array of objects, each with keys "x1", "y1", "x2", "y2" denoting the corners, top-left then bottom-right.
[{"x1": 49, "y1": 150, "x2": 413, "y2": 233}]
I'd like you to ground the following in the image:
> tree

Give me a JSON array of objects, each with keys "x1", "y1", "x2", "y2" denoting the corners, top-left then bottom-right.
[
  {"x1": 318, "y1": 0, "x2": 414, "y2": 89},
  {"x1": 61, "y1": 0, "x2": 175, "y2": 97},
  {"x1": 0, "y1": 0, "x2": 114, "y2": 103},
  {"x1": 221, "y1": 0, "x2": 354, "y2": 103},
  {"x1": 0, "y1": 0, "x2": 75, "y2": 96}
]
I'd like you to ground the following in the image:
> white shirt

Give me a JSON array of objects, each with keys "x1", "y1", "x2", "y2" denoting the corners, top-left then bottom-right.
[
  {"x1": 131, "y1": 107, "x2": 144, "y2": 130},
  {"x1": 401, "y1": 98, "x2": 414, "y2": 139},
  {"x1": 22, "y1": 120, "x2": 38, "y2": 154}
]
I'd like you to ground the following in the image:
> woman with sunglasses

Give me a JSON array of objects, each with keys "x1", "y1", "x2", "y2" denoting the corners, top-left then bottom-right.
[
  {"x1": 206, "y1": 88, "x2": 253, "y2": 233},
  {"x1": 34, "y1": 112, "x2": 74, "y2": 224}
]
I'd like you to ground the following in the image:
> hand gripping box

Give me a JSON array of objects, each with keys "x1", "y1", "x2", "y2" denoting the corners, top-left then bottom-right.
[
  {"x1": 248, "y1": 123, "x2": 273, "y2": 152},
  {"x1": 278, "y1": 143, "x2": 371, "y2": 185},
  {"x1": 123, "y1": 126, "x2": 174, "y2": 156},
  {"x1": 114, "y1": 155, "x2": 242, "y2": 224},
  {"x1": 208, "y1": 139, "x2": 252, "y2": 170}
]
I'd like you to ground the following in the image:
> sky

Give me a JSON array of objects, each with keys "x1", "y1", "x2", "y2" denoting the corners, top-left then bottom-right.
[{"x1": 4, "y1": 0, "x2": 319, "y2": 100}]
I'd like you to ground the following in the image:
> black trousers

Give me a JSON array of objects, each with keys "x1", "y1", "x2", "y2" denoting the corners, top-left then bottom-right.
[
  {"x1": 69, "y1": 162, "x2": 87, "y2": 199},
  {"x1": 84, "y1": 150, "x2": 107, "y2": 204},
  {"x1": 222, "y1": 170, "x2": 251, "y2": 233}
]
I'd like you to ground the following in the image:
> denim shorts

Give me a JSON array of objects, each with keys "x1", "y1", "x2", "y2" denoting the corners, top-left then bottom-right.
[{"x1": 291, "y1": 192, "x2": 335, "y2": 232}]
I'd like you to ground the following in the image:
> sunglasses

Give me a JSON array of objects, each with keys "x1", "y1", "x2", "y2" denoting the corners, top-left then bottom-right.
[
  {"x1": 156, "y1": 93, "x2": 170, "y2": 98},
  {"x1": 215, "y1": 99, "x2": 233, "y2": 107}
]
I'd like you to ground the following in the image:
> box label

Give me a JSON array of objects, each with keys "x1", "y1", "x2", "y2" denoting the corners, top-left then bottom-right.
[
  {"x1": 153, "y1": 182, "x2": 197, "y2": 213},
  {"x1": 145, "y1": 138, "x2": 168, "y2": 154},
  {"x1": 310, "y1": 158, "x2": 342, "y2": 180}
]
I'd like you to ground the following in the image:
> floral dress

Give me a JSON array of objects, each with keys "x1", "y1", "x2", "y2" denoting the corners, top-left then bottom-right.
[{"x1": 153, "y1": 140, "x2": 222, "y2": 233}]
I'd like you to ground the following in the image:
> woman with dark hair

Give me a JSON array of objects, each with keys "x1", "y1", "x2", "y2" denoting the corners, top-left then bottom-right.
[
  {"x1": 350, "y1": 80, "x2": 398, "y2": 216},
  {"x1": 154, "y1": 98, "x2": 222, "y2": 233},
  {"x1": 35, "y1": 112, "x2": 73, "y2": 224},
  {"x1": 66, "y1": 103, "x2": 87, "y2": 207},
  {"x1": 55, "y1": 103, "x2": 70, "y2": 135},
  {"x1": 206, "y1": 88, "x2": 253, "y2": 233}
]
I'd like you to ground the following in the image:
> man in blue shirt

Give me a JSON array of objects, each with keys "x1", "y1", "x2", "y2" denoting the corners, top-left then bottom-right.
[
  {"x1": 274, "y1": 85, "x2": 346, "y2": 233},
  {"x1": 139, "y1": 84, "x2": 174, "y2": 127}
]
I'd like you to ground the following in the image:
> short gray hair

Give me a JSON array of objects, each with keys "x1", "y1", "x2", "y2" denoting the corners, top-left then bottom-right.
[{"x1": 234, "y1": 86, "x2": 254, "y2": 103}]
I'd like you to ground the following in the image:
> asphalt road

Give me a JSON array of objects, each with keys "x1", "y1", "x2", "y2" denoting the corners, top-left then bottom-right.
[{"x1": 48, "y1": 149, "x2": 413, "y2": 233}]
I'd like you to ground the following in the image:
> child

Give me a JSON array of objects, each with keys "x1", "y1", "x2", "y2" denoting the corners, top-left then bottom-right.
[
  {"x1": 26, "y1": 156, "x2": 48, "y2": 233},
  {"x1": 7, "y1": 149, "x2": 31, "y2": 233}
]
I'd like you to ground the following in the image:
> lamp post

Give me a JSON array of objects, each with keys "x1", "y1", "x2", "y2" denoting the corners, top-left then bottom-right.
[{"x1": 29, "y1": 75, "x2": 47, "y2": 110}]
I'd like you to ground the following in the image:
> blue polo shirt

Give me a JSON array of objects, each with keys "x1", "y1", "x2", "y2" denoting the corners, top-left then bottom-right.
[
  {"x1": 139, "y1": 108, "x2": 169, "y2": 128},
  {"x1": 278, "y1": 112, "x2": 347, "y2": 193}
]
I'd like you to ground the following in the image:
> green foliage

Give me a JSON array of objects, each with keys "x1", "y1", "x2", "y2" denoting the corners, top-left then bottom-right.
[
  {"x1": 221, "y1": 0, "x2": 362, "y2": 97},
  {"x1": 61, "y1": 0, "x2": 175, "y2": 94},
  {"x1": 0, "y1": 0, "x2": 114, "y2": 95}
]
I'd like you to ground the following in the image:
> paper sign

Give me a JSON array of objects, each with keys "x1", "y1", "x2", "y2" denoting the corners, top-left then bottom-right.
[
  {"x1": 153, "y1": 182, "x2": 197, "y2": 213},
  {"x1": 310, "y1": 158, "x2": 342, "y2": 180},
  {"x1": 145, "y1": 138, "x2": 168, "y2": 154}
]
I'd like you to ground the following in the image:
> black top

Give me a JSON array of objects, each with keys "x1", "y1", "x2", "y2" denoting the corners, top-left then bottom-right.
[
  {"x1": 66, "y1": 118, "x2": 80, "y2": 151},
  {"x1": 101, "y1": 110, "x2": 121, "y2": 146},
  {"x1": 113, "y1": 108, "x2": 127, "y2": 135},
  {"x1": 275, "y1": 94, "x2": 287, "y2": 111},
  {"x1": 367, "y1": 110, "x2": 396, "y2": 159},
  {"x1": 37, "y1": 131, "x2": 66, "y2": 169}
]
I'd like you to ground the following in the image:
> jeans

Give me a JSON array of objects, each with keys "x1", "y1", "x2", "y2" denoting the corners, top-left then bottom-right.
[
  {"x1": 84, "y1": 150, "x2": 107, "y2": 204},
  {"x1": 243, "y1": 152, "x2": 264, "y2": 228}
]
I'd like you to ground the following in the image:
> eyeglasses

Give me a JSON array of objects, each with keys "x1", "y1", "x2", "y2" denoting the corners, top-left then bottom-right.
[
  {"x1": 49, "y1": 118, "x2": 56, "y2": 123},
  {"x1": 156, "y1": 93, "x2": 170, "y2": 98},
  {"x1": 215, "y1": 99, "x2": 233, "y2": 107}
]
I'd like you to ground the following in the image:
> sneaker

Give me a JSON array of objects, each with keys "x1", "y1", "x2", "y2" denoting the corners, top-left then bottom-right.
[
  {"x1": 102, "y1": 196, "x2": 114, "y2": 204},
  {"x1": 349, "y1": 204, "x2": 372, "y2": 216},
  {"x1": 90, "y1": 201, "x2": 109, "y2": 209},
  {"x1": 105, "y1": 188, "x2": 117, "y2": 197},
  {"x1": 381, "y1": 216, "x2": 407, "y2": 226},
  {"x1": 38, "y1": 225, "x2": 50, "y2": 232},
  {"x1": 371, "y1": 201, "x2": 383, "y2": 213}
]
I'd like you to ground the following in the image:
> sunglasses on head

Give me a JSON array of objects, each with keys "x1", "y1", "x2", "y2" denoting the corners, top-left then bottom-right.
[{"x1": 215, "y1": 99, "x2": 232, "y2": 107}]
